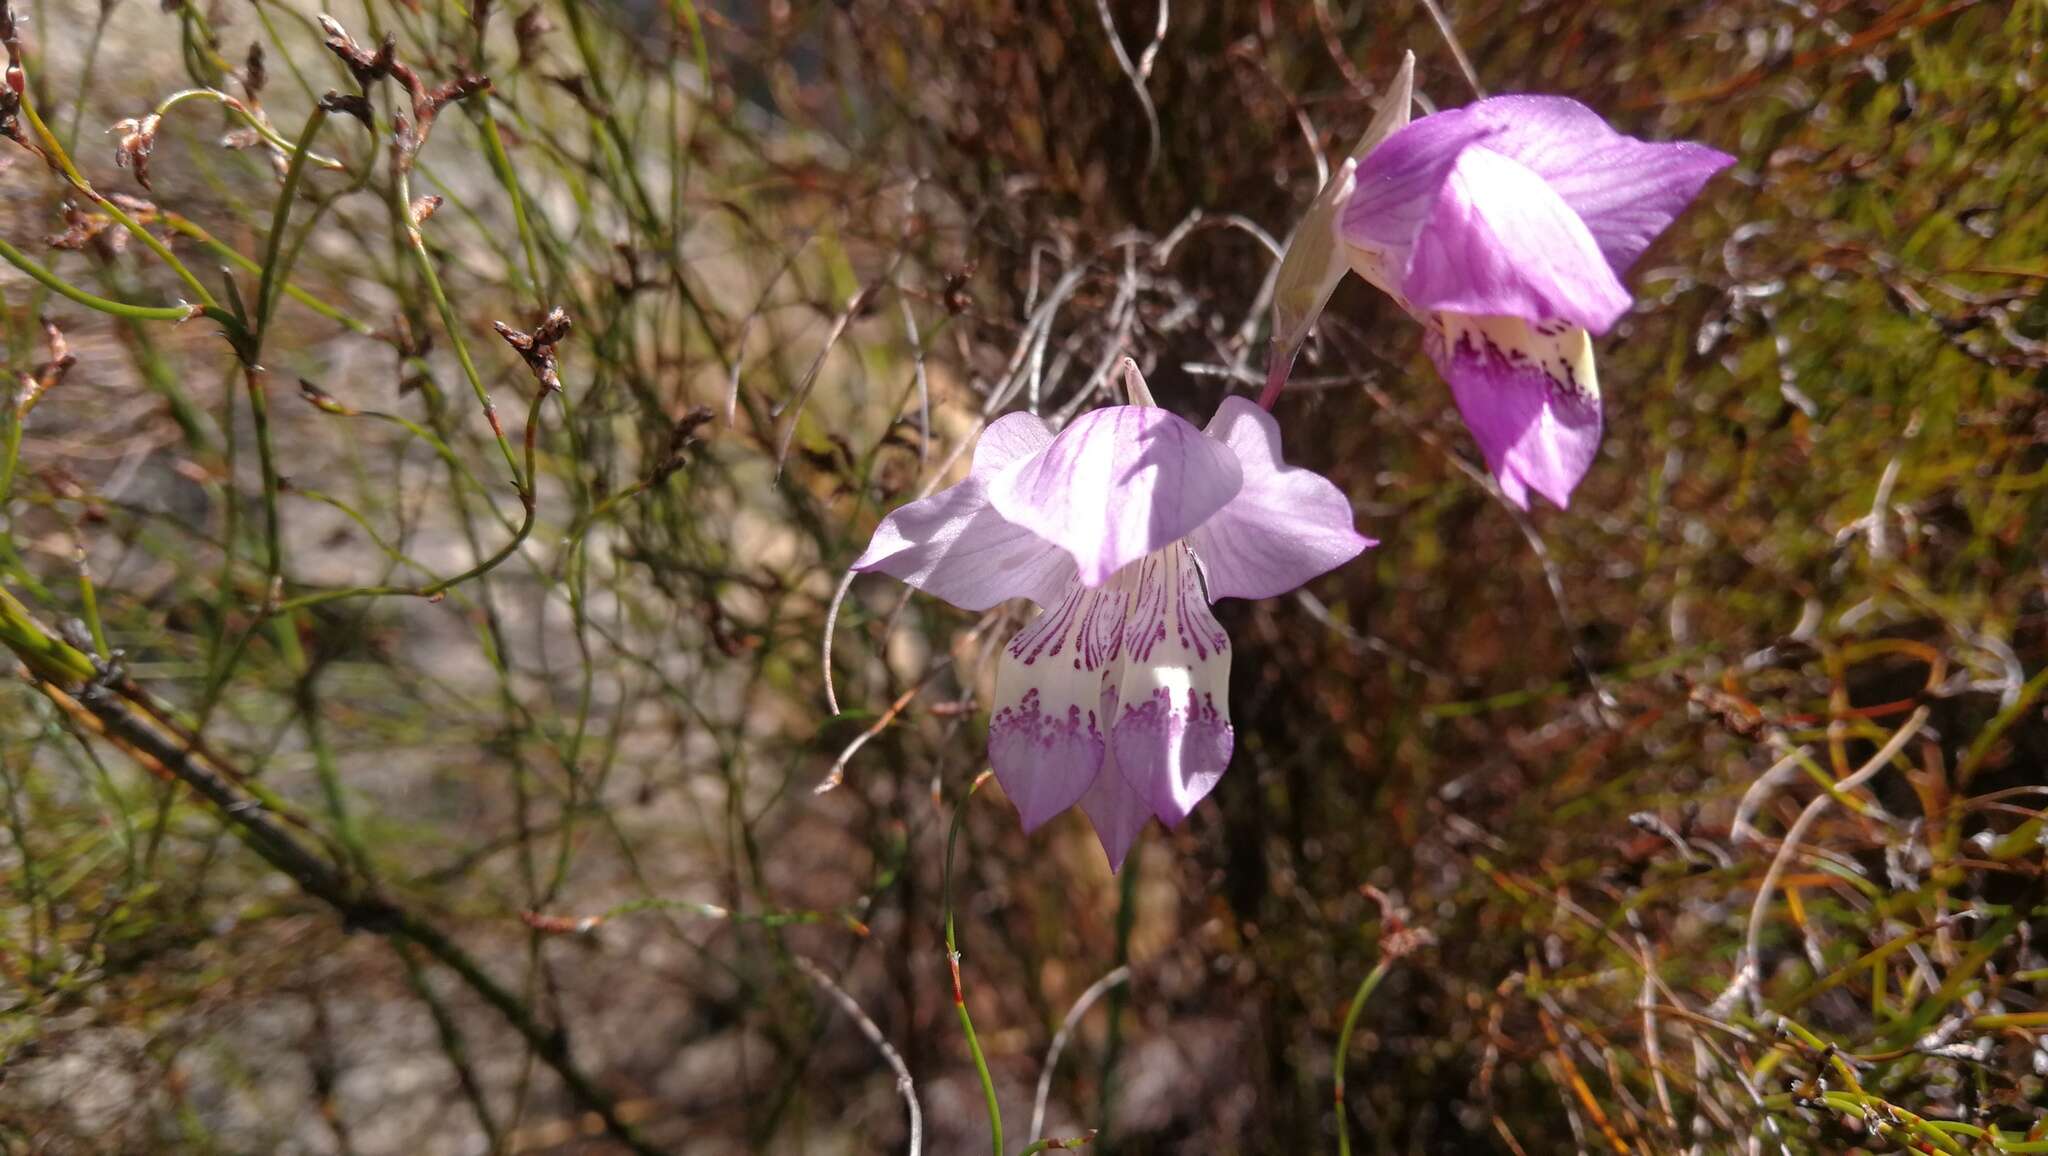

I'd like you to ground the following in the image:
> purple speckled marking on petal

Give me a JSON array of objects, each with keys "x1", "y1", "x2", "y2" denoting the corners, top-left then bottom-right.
[
  {"x1": 988, "y1": 686, "x2": 1105, "y2": 832},
  {"x1": 1077, "y1": 686, "x2": 1151, "y2": 872},
  {"x1": 1428, "y1": 313, "x2": 1603, "y2": 510},
  {"x1": 1113, "y1": 684, "x2": 1233, "y2": 829},
  {"x1": 1110, "y1": 549, "x2": 1235, "y2": 827},
  {"x1": 989, "y1": 577, "x2": 1127, "y2": 831}
]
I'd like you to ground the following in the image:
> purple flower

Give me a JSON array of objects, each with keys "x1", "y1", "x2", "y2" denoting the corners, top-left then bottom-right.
[
  {"x1": 1267, "y1": 56, "x2": 1733, "y2": 509},
  {"x1": 853, "y1": 363, "x2": 1372, "y2": 870}
]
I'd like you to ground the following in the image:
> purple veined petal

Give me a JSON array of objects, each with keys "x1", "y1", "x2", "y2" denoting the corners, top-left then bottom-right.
[
  {"x1": 1265, "y1": 53, "x2": 1417, "y2": 402},
  {"x1": 1076, "y1": 686, "x2": 1151, "y2": 872},
  {"x1": 850, "y1": 409, "x2": 1071, "y2": 610},
  {"x1": 1343, "y1": 95, "x2": 1732, "y2": 284},
  {"x1": 1429, "y1": 312, "x2": 1603, "y2": 510},
  {"x1": 1404, "y1": 144, "x2": 1633, "y2": 333},
  {"x1": 1109, "y1": 549, "x2": 1234, "y2": 828},
  {"x1": 972, "y1": 410, "x2": 1055, "y2": 475},
  {"x1": 850, "y1": 475, "x2": 1078, "y2": 610},
  {"x1": 989, "y1": 406, "x2": 1243, "y2": 588},
  {"x1": 1186, "y1": 397, "x2": 1374, "y2": 601},
  {"x1": 1341, "y1": 103, "x2": 1498, "y2": 258},
  {"x1": 988, "y1": 575, "x2": 1129, "y2": 831},
  {"x1": 1446, "y1": 95, "x2": 1735, "y2": 275}
]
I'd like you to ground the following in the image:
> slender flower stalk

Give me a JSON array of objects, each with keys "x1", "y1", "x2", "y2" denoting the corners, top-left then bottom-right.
[
  {"x1": 854, "y1": 361, "x2": 1372, "y2": 868},
  {"x1": 1267, "y1": 55, "x2": 1733, "y2": 509}
]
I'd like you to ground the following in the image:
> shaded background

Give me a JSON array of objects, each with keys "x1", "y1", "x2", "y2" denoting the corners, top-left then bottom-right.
[{"x1": 1, "y1": 0, "x2": 2044, "y2": 1152}]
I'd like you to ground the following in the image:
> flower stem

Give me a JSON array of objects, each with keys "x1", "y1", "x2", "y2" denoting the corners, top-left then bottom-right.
[
  {"x1": 1096, "y1": 850, "x2": 1139, "y2": 1148},
  {"x1": 1334, "y1": 957, "x2": 1394, "y2": 1156},
  {"x1": 944, "y1": 774, "x2": 1003, "y2": 1156}
]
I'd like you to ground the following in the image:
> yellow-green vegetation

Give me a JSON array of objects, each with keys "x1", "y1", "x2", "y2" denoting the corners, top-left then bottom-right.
[{"x1": 0, "y1": 1, "x2": 2042, "y2": 1152}]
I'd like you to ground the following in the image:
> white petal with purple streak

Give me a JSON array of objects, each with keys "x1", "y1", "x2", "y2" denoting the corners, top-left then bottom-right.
[
  {"x1": 988, "y1": 575, "x2": 1129, "y2": 830},
  {"x1": 851, "y1": 410, "x2": 1073, "y2": 610},
  {"x1": 1109, "y1": 548, "x2": 1234, "y2": 827},
  {"x1": 973, "y1": 410, "x2": 1056, "y2": 473}
]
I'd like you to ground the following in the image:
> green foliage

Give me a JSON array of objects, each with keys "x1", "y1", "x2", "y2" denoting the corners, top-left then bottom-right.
[{"x1": 0, "y1": 1, "x2": 2042, "y2": 1153}]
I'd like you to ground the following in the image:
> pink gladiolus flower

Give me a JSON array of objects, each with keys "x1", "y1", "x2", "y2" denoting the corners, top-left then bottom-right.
[
  {"x1": 852, "y1": 362, "x2": 1372, "y2": 870},
  {"x1": 1267, "y1": 55, "x2": 1734, "y2": 509}
]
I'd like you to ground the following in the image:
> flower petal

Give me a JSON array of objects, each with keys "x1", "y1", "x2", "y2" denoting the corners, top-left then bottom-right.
[
  {"x1": 989, "y1": 406, "x2": 1242, "y2": 587},
  {"x1": 849, "y1": 411, "x2": 1072, "y2": 610},
  {"x1": 989, "y1": 577, "x2": 1128, "y2": 831},
  {"x1": 1449, "y1": 96, "x2": 1734, "y2": 274},
  {"x1": 1404, "y1": 145, "x2": 1631, "y2": 332},
  {"x1": 1429, "y1": 313, "x2": 1603, "y2": 509},
  {"x1": 1342, "y1": 95, "x2": 1732, "y2": 283},
  {"x1": 1110, "y1": 549, "x2": 1234, "y2": 827},
  {"x1": 850, "y1": 477, "x2": 1076, "y2": 610},
  {"x1": 1187, "y1": 397, "x2": 1374, "y2": 600},
  {"x1": 1078, "y1": 688, "x2": 1152, "y2": 873},
  {"x1": 1266, "y1": 53, "x2": 1417, "y2": 399},
  {"x1": 973, "y1": 411, "x2": 1055, "y2": 474},
  {"x1": 1342, "y1": 119, "x2": 1486, "y2": 254}
]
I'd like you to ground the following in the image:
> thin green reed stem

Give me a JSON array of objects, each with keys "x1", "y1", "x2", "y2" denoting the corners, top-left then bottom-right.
[
  {"x1": 255, "y1": 106, "x2": 331, "y2": 342},
  {"x1": 161, "y1": 213, "x2": 371, "y2": 334},
  {"x1": 273, "y1": 619, "x2": 369, "y2": 876},
  {"x1": 1, "y1": 403, "x2": 23, "y2": 511},
  {"x1": 1334, "y1": 957, "x2": 1395, "y2": 1156},
  {"x1": 0, "y1": 235, "x2": 214, "y2": 324},
  {"x1": 669, "y1": 0, "x2": 712, "y2": 91},
  {"x1": 394, "y1": 167, "x2": 527, "y2": 492},
  {"x1": 476, "y1": 107, "x2": 544, "y2": 303},
  {"x1": 270, "y1": 386, "x2": 546, "y2": 613},
  {"x1": 73, "y1": 551, "x2": 110, "y2": 661},
  {"x1": 944, "y1": 775, "x2": 1003, "y2": 1156},
  {"x1": 16, "y1": 91, "x2": 220, "y2": 313},
  {"x1": 243, "y1": 367, "x2": 284, "y2": 592},
  {"x1": 153, "y1": 88, "x2": 346, "y2": 170},
  {"x1": 60, "y1": 1, "x2": 110, "y2": 148}
]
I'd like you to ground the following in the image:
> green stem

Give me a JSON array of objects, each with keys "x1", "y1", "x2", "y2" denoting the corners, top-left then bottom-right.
[
  {"x1": 0, "y1": 235, "x2": 212, "y2": 324},
  {"x1": 394, "y1": 167, "x2": 526, "y2": 491},
  {"x1": 270, "y1": 386, "x2": 547, "y2": 613},
  {"x1": 1334, "y1": 958, "x2": 1394, "y2": 1156},
  {"x1": 74, "y1": 553, "x2": 110, "y2": 660},
  {"x1": 155, "y1": 87, "x2": 346, "y2": 168},
  {"x1": 17, "y1": 91, "x2": 221, "y2": 312},
  {"x1": 1098, "y1": 853, "x2": 1138, "y2": 1147},
  {"x1": 254, "y1": 106, "x2": 330, "y2": 342},
  {"x1": 944, "y1": 776, "x2": 1003, "y2": 1156},
  {"x1": 476, "y1": 105, "x2": 544, "y2": 302}
]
